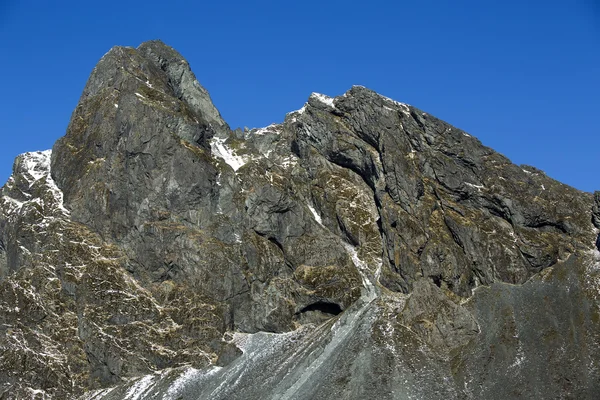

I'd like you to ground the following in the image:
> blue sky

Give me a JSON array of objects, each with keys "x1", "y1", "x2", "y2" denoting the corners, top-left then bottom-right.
[{"x1": 0, "y1": 0, "x2": 598, "y2": 192}]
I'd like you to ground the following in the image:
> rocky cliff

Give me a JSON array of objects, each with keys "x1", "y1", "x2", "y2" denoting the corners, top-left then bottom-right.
[{"x1": 1, "y1": 40, "x2": 599, "y2": 400}]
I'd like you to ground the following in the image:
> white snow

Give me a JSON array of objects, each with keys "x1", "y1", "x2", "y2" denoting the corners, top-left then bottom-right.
[
  {"x1": 164, "y1": 367, "x2": 222, "y2": 400},
  {"x1": 88, "y1": 157, "x2": 106, "y2": 165},
  {"x1": 278, "y1": 244, "x2": 378, "y2": 399},
  {"x1": 21, "y1": 150, "x2": 52, "y2": 182},
  {"x1": 2, "y1": 196, "x2": 24, "y2": 214},
  {"x1": 509, "y1": 343, "x2": 526, "y2": 369},
  {"x1": 377, "y1": 94, "x2": 411, "y2": 116},
  {"x1": 310, "y1": 92, "x2": 335, "y2": 108},
  {"x1": 342, "y1": 242, "x2": 377, "y2": 300},
  {"x1": 287, "y1": 104, "x2": 307, "y2": 122},
  {"x1": 234, "y1": 233, "x2": 242, "y2": 243},
  {"x1": 3, "y1": 150, "x2": 70, "y2": 216},
  {"x1": 586, "y1": 241, "x2": 600, "y2": 301},
  {"x1": 541, "y1": 184, "x2": 546, "y2": 190},
  {"x1": 280, "y1": 155, "x2": 298, "y2": 169},
  {"x1": 250, "y1": 124, "x2": 280, "y2": 137},
  {"x1": 209, "y1": 137, "x2": 248, "y2": 171},
  {"x1": 465, "y1": 182, "x2": 485, "y2": 192},
  {"x1": 26, "y1": 388, "x2": 47, "y2": 397},
  {"x1": 231, "y1": 332, "x2": 251, "y2": 352},
  {"x1": 307, "y1": 204, "x2": 323, "y2": 226},
  {"x1": 123, "y1": 375, "x2": 156, "y2": 400}
]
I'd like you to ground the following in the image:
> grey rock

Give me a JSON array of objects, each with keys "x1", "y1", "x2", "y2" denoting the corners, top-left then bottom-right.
[{"x1": 0, "y1": 41, "x2": 598, "y2": 399}]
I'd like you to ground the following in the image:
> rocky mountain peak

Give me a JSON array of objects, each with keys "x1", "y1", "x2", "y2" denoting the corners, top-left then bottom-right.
[{"x1": 1, "y1": 41, "x2": 600, "y2": 399}]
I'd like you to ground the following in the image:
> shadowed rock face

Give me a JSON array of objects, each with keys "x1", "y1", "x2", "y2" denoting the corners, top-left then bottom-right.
[{"x1": 0, "y1": 40, "x2": 599, "y2": 399}]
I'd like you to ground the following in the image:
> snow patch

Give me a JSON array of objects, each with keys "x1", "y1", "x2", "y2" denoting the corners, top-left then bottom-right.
[
  {"x1": 21, "y1": 150, "x2": 52, "y2": 182},
  {"x1": 307, "y1": 204, "x2": 323, "y2": 226},
  {"x1": 210, "y1": 137, "x2": 248, "y2": 171},
  {"x1": 164, "y1": 367, "x2": 222, "y2": 400},
  {"x1": 123, "y1": 375, "x2": 156, "y2": 400},
  {"x1": 234, "y1": 233, "x2": 242, "y2": 243},
  {"x1": 377, "y1": 94, "x2": 411, "y2": 116},
  {"x1": 280, "y1": 155, "x2": 298, "y2": 169},
  {"x1": 26, "y1": 388, "x2": 48, "y2": 398},
  {"x1": 250, "y1": 124, "x2": 280, "y2": 137},
  {"x1": 509, "y1": 343, "x2": 526, "y2": 369},
  {"x1": 342, "y1": 242, "x2": 377, "y2": 300},
  {"x1": 310, "y1": 93, "x2": 335, "y2": 108},
  {"x1": 465, "y1": 182, "x2": 485, "y2": 192},
  {"x1": 3, "y1": 150, "x2": 70, "y2": 216},
  {"x1": 287, "y1": 104, "x2": 307, "y2": 122}
]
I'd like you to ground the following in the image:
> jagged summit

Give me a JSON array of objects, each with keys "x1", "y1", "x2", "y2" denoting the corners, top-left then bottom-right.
[{"x1": 1, "y1": 41, "x2": 600, "y2": 399}]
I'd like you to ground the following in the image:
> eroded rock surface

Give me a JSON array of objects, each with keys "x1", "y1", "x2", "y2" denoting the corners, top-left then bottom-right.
[{"x1": 1, "y1": 40, "x2": 599, "y2": 399}]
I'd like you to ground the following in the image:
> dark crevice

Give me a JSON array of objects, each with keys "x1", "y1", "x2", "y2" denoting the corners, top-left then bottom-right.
[
  {"x1": 327, "y1": 150, "x2": 378, "y2": 194},
  {"x1": 221, "y1": 288, "x2": 251, "y2": 303},
  {"x1": 517, "y1": 246, "x2": 537, "y2": 269},
  {"x1": 253, "y1": 230, "x2": 285, "y2": 254},
  {"x1": 444, "y1": 216, "x2": 466, "y2": 253},
  {"x1": 267, "y1": 236, "x2": 284, "y2": 253},
  {"x1": 431, "y1": 275, "x2": 442, "y2": 288},
  {"x1": 592, "y1": 192, "x2": 600, "y2": 229},
  {"x1": 290, "y1": 139, "x2": 301, "y2": 158},
  {"x1": 525, "y1": 220, "x2": 569, "y2": 235},
  {"x1": 125, "y1": 151, "x2": 153, "y2": 158},
  {"x1": 482, "y1": 200, "x2": 514, "y2": 227},
  {"x1": 376, "y1": 217, "x2": 383, "y2": 235},
  {"x1": 154, "y1": 261, "x2": 181, "y2": 282},
  {"x1": 409, "y1": 110, "x2": 427, "y2": 133},
  {"x1": 417, "y1": 235, "x2": 429, "y2": 258},
  {"x1": 438, "y1": 148, "x2": 479, "y2": 174},
  {"x1": 337, "y1": 214, "x2": 359, "y2": 247},
  {"x1": 297, "y1": 301, "x2": 343, "y2": 316}
]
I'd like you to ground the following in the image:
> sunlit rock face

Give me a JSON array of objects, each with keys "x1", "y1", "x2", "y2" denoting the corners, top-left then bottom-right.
[{"x1": 1, "y1": 40, "x2": 600, "y2": 399}]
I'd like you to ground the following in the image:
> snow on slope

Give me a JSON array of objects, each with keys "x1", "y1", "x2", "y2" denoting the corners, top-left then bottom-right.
[{"x1": 1, "y1": 150, "x2": 70, "y2": 217}]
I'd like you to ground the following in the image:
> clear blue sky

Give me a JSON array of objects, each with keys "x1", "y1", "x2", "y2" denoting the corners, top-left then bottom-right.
[{"x1": 0, "y1": 0, "x2": 598, "y2": 192}]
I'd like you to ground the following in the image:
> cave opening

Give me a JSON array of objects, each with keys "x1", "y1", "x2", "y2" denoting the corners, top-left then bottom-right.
[{"x1": 299, "y1": 301, "x2": 343, "y2": 316}]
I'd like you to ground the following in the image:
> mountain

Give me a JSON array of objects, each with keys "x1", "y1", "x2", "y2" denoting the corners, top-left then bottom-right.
[{"x1": 1, "y1": 40, "x2": 599, "y2": 400}]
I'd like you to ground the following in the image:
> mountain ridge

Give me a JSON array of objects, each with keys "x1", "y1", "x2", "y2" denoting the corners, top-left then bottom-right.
[{"x1": 1, "y1": 40, "x2": 599, "y2": 399}]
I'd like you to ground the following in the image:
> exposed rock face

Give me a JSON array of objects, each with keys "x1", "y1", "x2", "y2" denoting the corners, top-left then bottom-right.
[{"x1": 1, "y1": 40, "x2": 599, "y2": 399}]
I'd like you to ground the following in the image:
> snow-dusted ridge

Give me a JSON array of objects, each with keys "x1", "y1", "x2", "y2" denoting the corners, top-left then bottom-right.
[
  {"x1": 248, "y1": 123, "x2": 281, "y2": 137},
  {"x1": 310, "y1": 92, "x2": 335, "y2": 108},
  {"x1": 1, "y1": 150, "x2": 70, "y2": 217}
]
